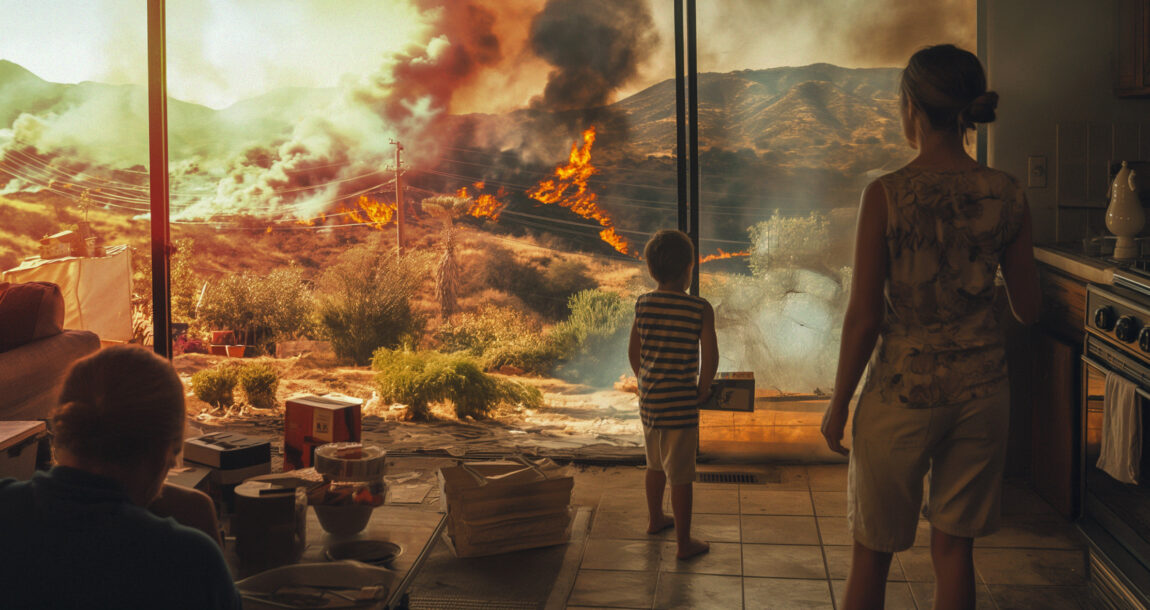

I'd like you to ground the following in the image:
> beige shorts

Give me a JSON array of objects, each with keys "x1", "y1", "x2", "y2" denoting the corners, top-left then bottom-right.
[
  {"x1": 848, "y1": 382, "x2": 1009, "y2": 552},
  {"x1": 643, "y1": 425, "x2": 698, "y2": 486}
]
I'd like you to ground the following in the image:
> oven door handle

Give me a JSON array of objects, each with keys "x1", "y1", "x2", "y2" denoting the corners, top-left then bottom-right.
[{"x1": 1081, "y1": 354, "x2": 1150, "y2": 401}]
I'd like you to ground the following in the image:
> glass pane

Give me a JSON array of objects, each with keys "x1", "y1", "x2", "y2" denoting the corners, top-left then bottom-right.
[
  {"x1": 696, "y1": 1, "x2": 977, "y2": 458},
  {"x1": 0, "y1": 2, "x2": 675, "y2": 446},
  {"x1": 0, "y1": 2, "x2": 148, "y2": 347}
]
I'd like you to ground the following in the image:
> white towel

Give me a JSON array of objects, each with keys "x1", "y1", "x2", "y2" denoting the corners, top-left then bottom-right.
[{"x1": 1097, "y1": 372, "x2": 1142, "y2": 485}]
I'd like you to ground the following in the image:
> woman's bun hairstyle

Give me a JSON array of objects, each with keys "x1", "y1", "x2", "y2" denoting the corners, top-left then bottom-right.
[
  {"x1": 901, "y1": 44, "x2": 995, "y2": 133},
  {"x1": 961, "y1": 91, "x2": 999, "y2": 126},
  {"x1": 52, "y1": 345, "x2": 185, "y2": 466}
]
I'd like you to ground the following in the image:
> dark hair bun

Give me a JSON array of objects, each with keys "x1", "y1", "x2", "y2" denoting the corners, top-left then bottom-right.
[{"x1": 963, "y1": 91, "x2": 998, "y2": 125}]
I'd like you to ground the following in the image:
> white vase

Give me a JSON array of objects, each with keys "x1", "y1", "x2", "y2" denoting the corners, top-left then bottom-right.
[{"x1": 1106, "y1": 161, "x2": 1143, "y2": 259}]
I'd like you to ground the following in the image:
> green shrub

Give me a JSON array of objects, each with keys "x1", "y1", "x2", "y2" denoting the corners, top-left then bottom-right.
[
  {"x1": 197, "y1": 267, "x2": 314, "y2": 354},
  {"x1": 238, "y1": 362, "x2": 279, "y2": 409},
  {"x1": 315, "y1": 244, "x2": 429, "y2": 365},
  {"x1": 552, "y1": 289, "x2": 634, "y2": 386},
  {"x1": 434, "y1": 307, "x2": 539, "y2": 356},
  {"x1": 191, "y1": 365, "x2": 238, "y2": 409},
  {"x1": 171, "y1": 238, "x2": 202, "y2": 322},
  {"x1": 372, "y1": 348, "x2": 543, "y2": 421},
  {"x1": 481, "y1": 336, "x2": 563, "y2": 375},
  {"x1": 480, "y1": 247, "x2": 596, "y2": 319}
]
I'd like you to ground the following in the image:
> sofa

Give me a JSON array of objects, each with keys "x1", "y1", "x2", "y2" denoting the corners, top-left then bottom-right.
[{"x1": 0, "y1": 281, "x2": 100, "y2": 421}]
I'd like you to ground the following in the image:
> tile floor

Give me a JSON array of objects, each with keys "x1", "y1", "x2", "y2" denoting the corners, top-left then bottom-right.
[{"x1": 563, "y1": 463, "x2": 1091, "y2": 609}]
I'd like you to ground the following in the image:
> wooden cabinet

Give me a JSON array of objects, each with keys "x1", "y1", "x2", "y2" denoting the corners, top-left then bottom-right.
[
  {"x1": 1018, "y1": 264, "x2": 1086, "y2": 518},
  {"x1": 1116, "y1": 0, "x2": 1150, "y2": 97},
  {"x1": 1030, "y1": 329, "x2": 1081, "y2": 518}
]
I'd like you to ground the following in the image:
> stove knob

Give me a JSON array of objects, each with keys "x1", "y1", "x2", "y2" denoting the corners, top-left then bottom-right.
[
  {"x1": 1116, "y1": 315, "x2": 1139, "y2": 343},
  {"x1": 1141, "y1": 328, "x2": 1150, "y2": 353},
  {"x1": 1094, "y1": 306, "x2": 1116, "y2": 331}
]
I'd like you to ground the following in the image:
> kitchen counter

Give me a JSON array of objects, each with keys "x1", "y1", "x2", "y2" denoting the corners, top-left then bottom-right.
[{"x1": 1034, "y1": 244, "x2": 1115, "y2": 284}]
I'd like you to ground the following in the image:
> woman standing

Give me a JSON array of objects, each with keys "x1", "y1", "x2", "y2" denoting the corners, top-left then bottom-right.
[{"x1": 821, "y1": 45, "x2": 1040, "y2": 610}]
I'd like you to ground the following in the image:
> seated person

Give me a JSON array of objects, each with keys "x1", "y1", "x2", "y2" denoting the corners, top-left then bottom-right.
[{"x1": 0, "y1": 345, "x2": 241, "y2": 610}]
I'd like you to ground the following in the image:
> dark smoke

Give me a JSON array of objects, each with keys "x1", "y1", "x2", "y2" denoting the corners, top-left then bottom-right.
[{"x1": 529, "y1": 0, "x2": 660, "y2": 112}]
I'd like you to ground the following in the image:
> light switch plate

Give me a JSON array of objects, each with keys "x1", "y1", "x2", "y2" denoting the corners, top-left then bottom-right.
[{"x1": 1028, "y1": 155, "x2": 1048, "y2": 188}]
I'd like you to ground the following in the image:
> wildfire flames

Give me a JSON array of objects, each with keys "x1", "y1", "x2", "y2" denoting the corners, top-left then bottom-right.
[
  {"x1": 527, "y1": 127, "x2": 630, "y2": 255},
  {"x1": 343, "y1": 195, "x2": 395, "y2": 229},
  {"x1": 699, "y1": 249, "x2": 750, "y2": 264},
  {"x1": 456, "y1": 182, "x2": 507, "y2": 221}
]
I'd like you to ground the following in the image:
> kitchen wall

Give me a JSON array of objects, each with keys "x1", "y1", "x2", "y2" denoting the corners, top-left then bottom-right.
[{"x1": 985, "y1": 0, "x2": 1150, "y2": 245}]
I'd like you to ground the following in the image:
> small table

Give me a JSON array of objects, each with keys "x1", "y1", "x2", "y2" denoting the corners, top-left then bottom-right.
[{"x1": 227, "y1": 505, "x2": 447, "y2": 609}]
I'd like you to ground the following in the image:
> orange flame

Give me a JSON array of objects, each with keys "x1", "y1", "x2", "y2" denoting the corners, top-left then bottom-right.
[
  {"x1": 458, "y1": 182, "x2": 506, "y2": 221},
  {"x1": 294, "y1": 212, "x2": 327, "y2": 227},
  {"x1": 699, "y1": 249, "x2": 750, "y2": 264},
  {"x1": 344, "y1": 195, "x2": 395, "y2": 229},
  {"x1": 527, "y1": 126, "x2": 630, "y2": 255}
]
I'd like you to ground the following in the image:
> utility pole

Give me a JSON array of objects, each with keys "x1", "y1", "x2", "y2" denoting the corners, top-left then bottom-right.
[{"x1": 392, "y1": 139, "x2": 405, "y2": 255}]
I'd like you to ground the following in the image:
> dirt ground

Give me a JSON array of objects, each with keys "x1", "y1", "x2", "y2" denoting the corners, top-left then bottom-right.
[{"x1": 175, "y1": 352, "x2": 647, "y2": 464}]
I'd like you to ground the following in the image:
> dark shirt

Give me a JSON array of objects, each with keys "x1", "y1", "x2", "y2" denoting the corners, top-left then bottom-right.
[{"x1": 0, "y1": 466, "x2": 241, "y2": 610}]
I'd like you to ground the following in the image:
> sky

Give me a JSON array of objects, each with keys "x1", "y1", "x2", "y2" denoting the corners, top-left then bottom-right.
[{"x1": 0, "y1": 0, "x2": 974, "y2": 111}]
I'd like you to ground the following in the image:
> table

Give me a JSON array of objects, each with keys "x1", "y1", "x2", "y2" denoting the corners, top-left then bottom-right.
[
  {"x1": 2, "y1": 244, "x2": 132, "y2": 342},
  {"x1": 227, "y1": 505, "x2": 447, "y2": 609}
]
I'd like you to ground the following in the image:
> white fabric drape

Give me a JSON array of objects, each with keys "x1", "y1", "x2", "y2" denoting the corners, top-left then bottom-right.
[
  {"x1": 1097, "y1": 371, "x2": 1142, "y2": 485},
  {"x1": 2, "y1": 245, "x2": 132, "y2": 342}
]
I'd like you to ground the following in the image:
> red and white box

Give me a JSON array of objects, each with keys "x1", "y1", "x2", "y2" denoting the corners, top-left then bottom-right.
[{"x1": 283, "y1": 395, "x2": 363, "y2": 471}]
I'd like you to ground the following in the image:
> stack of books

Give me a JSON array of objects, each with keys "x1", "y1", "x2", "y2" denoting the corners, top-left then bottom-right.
[{"x1": 437, "y1": 458, "x2": 573, "y2": 557}]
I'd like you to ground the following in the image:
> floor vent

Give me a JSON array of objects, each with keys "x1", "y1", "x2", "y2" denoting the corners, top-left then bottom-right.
[
  {"x1": 408, "y1": 597, "x2": 539, "y2": 610},
  {"x1": 697, "y1": 472, "x2": 759, "y2": 484}
]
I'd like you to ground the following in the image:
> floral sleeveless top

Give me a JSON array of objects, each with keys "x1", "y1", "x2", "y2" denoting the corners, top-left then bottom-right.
[{"x1": 859, "y1": 165, "x2": 1027, "y2": 409}]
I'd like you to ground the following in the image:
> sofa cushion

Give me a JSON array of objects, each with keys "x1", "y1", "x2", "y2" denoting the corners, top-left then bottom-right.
[{"x1": 0, "y1": 282, "x2": 65, "y2": 353}]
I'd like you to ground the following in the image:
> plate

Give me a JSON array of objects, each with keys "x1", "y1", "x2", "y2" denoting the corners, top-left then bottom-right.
[
  {"x1": 324, "y1": 540, "x2": 403, "y2": 566},
  {"x1": 236, "y1": 561, "x2": 395, "y2": 609}
]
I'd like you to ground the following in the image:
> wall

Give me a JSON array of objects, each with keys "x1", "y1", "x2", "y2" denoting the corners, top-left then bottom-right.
[{"x1": 985, "y1": 0, "x2": 1150, "y2": 244}]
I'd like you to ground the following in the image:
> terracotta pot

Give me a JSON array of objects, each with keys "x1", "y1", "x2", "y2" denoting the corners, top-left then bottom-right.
[
  {"x1": 209, "y1": 345, "x2": 228, "y2": 356},
  {"x1": 211, "y1": 330, "x2": 234, "y2": 344},
  {"x1": 226, "y1": 345, "x2": 246, "y2": 358}
]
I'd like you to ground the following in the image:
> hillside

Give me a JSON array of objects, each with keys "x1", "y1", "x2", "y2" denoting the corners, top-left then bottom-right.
[{"x1": 0, "y1": 60, "x2": 911, "y2": 271}]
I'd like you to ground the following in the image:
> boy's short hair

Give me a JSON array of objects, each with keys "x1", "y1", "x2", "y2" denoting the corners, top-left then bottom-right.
[{"x1": 644, "y1": 229, "x2": 695, "y2": 284}]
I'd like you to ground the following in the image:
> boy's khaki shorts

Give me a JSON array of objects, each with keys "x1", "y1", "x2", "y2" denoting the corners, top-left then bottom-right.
[
  {"x1": 848, "y1": 381, "x2": 1010, "y2": 552},
  {"x1": 643, "y1": 425, "x2": 698, "y2": 486}
]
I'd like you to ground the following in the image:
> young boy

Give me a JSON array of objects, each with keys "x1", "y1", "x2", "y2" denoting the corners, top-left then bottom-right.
[{"x1": 628, "y1": 229, "x2": 717, "y2": 560}]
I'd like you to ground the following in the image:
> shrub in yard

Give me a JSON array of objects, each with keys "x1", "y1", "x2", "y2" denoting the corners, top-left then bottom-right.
[
  {"x1": 480, "y1": 247, "x2": 596, "y2": 319},
  {"x1": 191, "y1": 365, "x2": 238, "y2": 409},
  {"x1": 197, "y1": 267, "x2": 314, "y2": 354},
  {"x1": 433, "y1": 306, "x2": 539, "y2": 356},
  {"x1": 480, "y1": 336, "x2": 563, "y2": 375},
  {"x1": 238, "y1": 362, "x2": 279, "y2": 410},
  {"x1": 372, "y1": 348, "x2": 542, "y2": 421},
  {"x1": 315, "y1": 244, "x2": 429, "y2": 365},
  {"x1": 552, "y1": 289, "x2": 634, "y2": 386}
]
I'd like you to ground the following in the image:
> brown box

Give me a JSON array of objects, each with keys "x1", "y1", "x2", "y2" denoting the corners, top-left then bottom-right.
[
  {"x1": 700, "y1": 371, "x2": 755, "y2": 412},
  {"x1": 283, "y1": 395, "x2": 362, "y2": 471},
  {"x1": 438, "y1": 459, "x2": 573, "y2": 558},
  {"x1": 0, "y1": 421, "x2": 47, "y2": 480}
]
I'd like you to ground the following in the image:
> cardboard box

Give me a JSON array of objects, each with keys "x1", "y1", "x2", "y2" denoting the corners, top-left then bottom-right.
[
  {"x1": 184, "y1": 432, "x2": 271, "y2": 470},
  {"x1": 283, "y1": 395, "x2": 362, "y2": 471},
  {"x1": 701, "y1": 372, "x2": 755, "y2": 412},
  {"x1": 0, "y1": 421, "x2": 47, "y2": 480}
]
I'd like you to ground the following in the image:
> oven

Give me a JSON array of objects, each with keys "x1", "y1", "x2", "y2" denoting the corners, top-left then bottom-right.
[{"x1": 1082, "y1": 279, "x2": 1150, "y2": 608}]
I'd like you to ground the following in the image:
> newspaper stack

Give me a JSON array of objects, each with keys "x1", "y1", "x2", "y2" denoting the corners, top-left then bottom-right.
[{"x1": 437, "y1": 457, "x2": 574, "y2": 557}]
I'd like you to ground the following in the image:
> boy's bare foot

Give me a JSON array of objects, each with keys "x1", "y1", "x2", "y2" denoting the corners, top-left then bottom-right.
[
  {"x1": 676, "y1": 538, "x2": 710, "y2": 560},
  {"x1": 647, "y1": 515, "x2": 674, "y2": 535}
]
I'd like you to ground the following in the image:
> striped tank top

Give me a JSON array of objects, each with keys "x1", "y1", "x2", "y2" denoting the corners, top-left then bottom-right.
[{"x1": 634, "y1": 290, "x2": 706, "y2": 429}]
